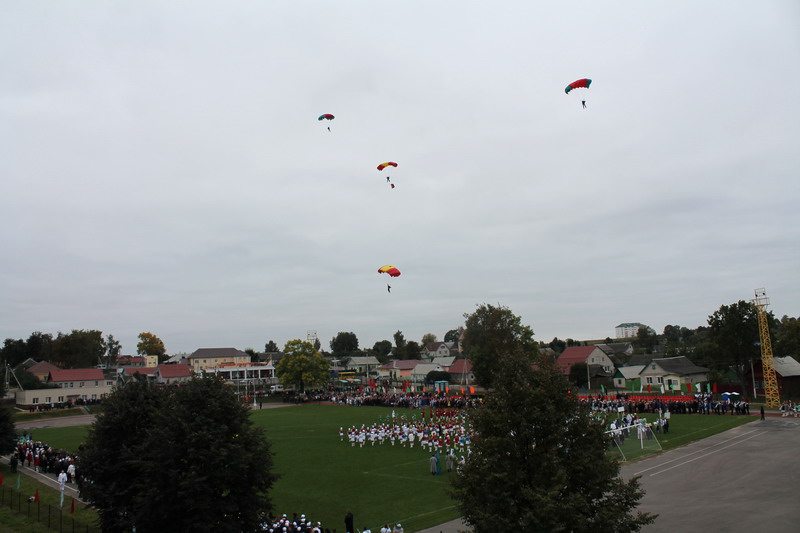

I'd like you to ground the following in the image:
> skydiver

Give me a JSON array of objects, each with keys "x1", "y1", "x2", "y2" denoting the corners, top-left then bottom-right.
[
  {"x1": 582, "y1": 100, "x2": 586, "y2": 109},
  {"x1": 387, "y1": 285, "x2": 391, "y2": 293},
  {"x1": 386, "y1": 176, "x2": 390, "y2": 182},
  {"x1": 327, "y1": 126, "x2": 331, "y2": 132}
]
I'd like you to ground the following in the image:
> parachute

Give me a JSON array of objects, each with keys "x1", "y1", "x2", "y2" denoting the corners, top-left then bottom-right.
[
  {"x1": 377, "y1": 265, "x2": 401, "y2": 277},
  {"x1": 377, "y1": 162, "x2": 398, "y2": 171},
  {"x1": 564, "y1": 78, "x2": 591, "y2": 94},
  {"x1": 318, "y1": 114, "x2": 335, "y2": 121}
]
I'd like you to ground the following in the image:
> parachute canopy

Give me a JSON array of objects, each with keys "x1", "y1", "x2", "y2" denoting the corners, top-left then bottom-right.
[
  {"x1": 565, "y1": 78, "x2": 592, "y2": 94},
  {"x1": 318, "y1": 114, "x2": 335, "y2": 121},
  {"x1": 377, "y1": 162, "x2": 398, "y2": 171},
  {"x1": 378, "y1": 265, "x2": 401, "y2": 277}
]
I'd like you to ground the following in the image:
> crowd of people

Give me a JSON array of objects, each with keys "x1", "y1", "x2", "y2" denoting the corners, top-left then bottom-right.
[
  {"x1": 256, "y1": 512, "x2": 406, "y2": 533},
  {"x1": 580, "y1": 393, "x2": 751, "y2": 416},
  {"x1": 10, "y1": 435, "x2": 80, "y2": 486},
  {"x1": 324, "y1": 390, "x2": 481, "y2": 410}
]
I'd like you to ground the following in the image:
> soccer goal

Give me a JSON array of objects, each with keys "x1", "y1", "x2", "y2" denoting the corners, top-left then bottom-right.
[{"x1": 605, "y1": 422, "x2": 663, "y2": 462}]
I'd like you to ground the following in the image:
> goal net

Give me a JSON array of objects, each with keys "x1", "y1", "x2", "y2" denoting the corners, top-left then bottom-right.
[{"x1": 605, "y1": 421, "x2": 663, "y2": 462}]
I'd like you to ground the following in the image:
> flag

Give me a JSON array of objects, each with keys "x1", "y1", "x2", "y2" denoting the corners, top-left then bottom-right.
[
  {"x1": 70, "y1": 497, "x2": 75, "y2": 515},
  {"x1": 668, "y1": 381, "x2": 674, "y2": 391},
  {"x1": 712, "y1": 382, "x2": 718, "y2": 393},
  {"x1": 600, "y1": 384, "x2": 605, "y2": 394},
  {"x1": 60, "y1": 491, "x2": 64, "y2": 508},
  {"x1": 629, "y1": 380, "x2": 635, "y2": 391},
  {"x1": 469, "y1": 386, "x2": 475, "y2": 394},
  {"x1": 696, "y1": 383, "x2": 702, "y2": 393},
  {"x1": 660, "y1": 384, "x2": 665, "y2": 394},
  {"x1": 460, "y1": 386, "x2": 464, "y2": 395},
  {"x1": 706, "y1": 382, "x2": 711, "y2": 393},
  {"x1": 647, "y1": 384, "x2": 651, "y2": 393},
  {"x1": 686, "y1": 383, "x2": 692, "y2": 393},
  {"x1": 33, "y1": 489, "x2": 39, "y2": 503}
]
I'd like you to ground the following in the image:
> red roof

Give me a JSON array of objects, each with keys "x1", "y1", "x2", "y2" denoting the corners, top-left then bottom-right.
[
  {"x1": 27, "y1": 361, "x2": 60, "y2": 376},
  {"x1": 556, "y1": 346, "x2": 598, "y2": 374},
  {"x1": 126, "y1": 367, "x2": 156, "y2": 376},
  {"x1": 448, "y1": 359, "x2": 472, "y2": 373},
  {"x1": 157, "y1": 364, "x2": 191, "y2": 378},
  {"x1": 48, "y1": 368, "x2": 105, "y2": 382}
]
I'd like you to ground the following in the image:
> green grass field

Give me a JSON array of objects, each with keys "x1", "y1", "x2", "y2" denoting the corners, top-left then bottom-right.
[{"x1": 22, "y1": 405, "x2": 760, "y2": 532}]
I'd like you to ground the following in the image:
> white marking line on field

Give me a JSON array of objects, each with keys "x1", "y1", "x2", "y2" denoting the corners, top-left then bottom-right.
[
  {"x1": 633, "y1": 428, "x2": 762, "y2": 476},
  {"x1": 644, "y1": 431, "x2": 766, "y2": 477},
  {"x1": 397, "y1": 504, "x2": 458, "y2": 524}
]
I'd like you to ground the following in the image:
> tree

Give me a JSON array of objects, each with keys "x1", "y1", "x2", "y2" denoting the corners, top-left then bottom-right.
[
  {"x1": 634, "y1": 326, "x2": 658, "y2": 354},
  {"x1": 406, "y1": 341, "x2": 422, "y2": 360},
  {"x1": 52, "y1": 330, "x2": 106, "y2": 368},
  {"x1": 393, "y1": 331, "x2": 407, "y2": 360},
  {"x1": 0, "y1": 378, "x2": 15, "y2": 454},
  {"x1": 137, "y1": 332, "x2": 167, "y2": 361},
  {"x1": 26, "y1": 331, "x2": 53, "y2": 361},
  {"x1": 330, "y1": 332, "x2": 359, "y2": 358},
  {"x1": 444, "y1": 328, "x2": 462, "y2": 344},
  {"x1": 275, "y1": 340, "x2": 330, "y2": 392},
  {"x1": 421, "y1": 333, "x2": 437, "y2": 346},
  {"x1": 569, "y1": 362, "x2": 589, "y2": 389},
  {"x1": 372, "y1": 340, "x2": 393, "y2": 363},
  {"x1": 0, "y1": 338, "x2": 28, "y2": 367},
  {"x1": 775, "y1": 315, "x2": 800, "y2": 357},
  {"x1": 425, "y1": 370, "x2": 450, "y2": 384},
  {"x1": 451, "y1": 349, "x2": 655, "y2": 533},
  {"x1": 707, "y1": 301, "x2": 765, "y2": 392},
  {"x1": 548, "y1": 337, "x2": 567, "y2": 354},
  {"x1": 79, "y1": 376, "x2": 277, "y2": 532},
  {"x1": 462, "y1": 304, "x2": 538, "y2": 388},
  {"x1": 313, "y1": 337, "x2": 321, "y2": 352},
  {"x1": 15, "y1": 369, "x2": 59, "y2": 390},
  {"x1": 264, "y1": 340, "x2": 280, "y2": 353},
  {"x1": 105, "y1": 334, "x2": 122, "y2": 367}
]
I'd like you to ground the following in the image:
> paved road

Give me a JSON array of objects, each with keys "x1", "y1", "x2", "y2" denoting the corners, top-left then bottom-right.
[{"x1": 419, "y1": 417, "x2": 800, "y2": 533}]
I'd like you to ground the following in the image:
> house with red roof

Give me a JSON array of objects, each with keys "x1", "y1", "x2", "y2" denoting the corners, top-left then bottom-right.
[
  {"x1": 556, "y1": 346, "x2": 615, "y2": 376},
  {"x1": 155, "y1": 363, "x2": 192, "y2": 384},
  {"x1": 377, "y1": 360, "x2": 424, "y2": 380},
  {"x1": 448, "y1": 359, "x2": 474, "y2": 385},
  {"x1": 24, "y1": 360, "x2": 60, "y2": 382},
  {"x1": 15, "y1": 368, "x2": 116, "y2": 409}
]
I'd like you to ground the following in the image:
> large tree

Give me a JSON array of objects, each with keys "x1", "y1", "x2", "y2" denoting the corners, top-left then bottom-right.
[
  {"x1": 393, "y1": 331, "x2": 407, "y2": 360},
  {"x1": 264, "y1": 340, "x2": 280, "y2": 353},
  {"x1": 462, "y1": 304, "x2": 538, "y2": 388},
  {"x1": 371, "y1": 340, "x2": 393, "y2": 363},
  {"x1": 775, "y1": 315, "x2": 800, "y2": 357},
  {"x1": 444, "y1": 328, "x2": 463, "y2": 344},
  {"x1": 707, "y1": 301, "x2": 769, "y2": 392},
  {"x1": 79, "y1": 376, "x2": 277, "y2": 532},
  {"x1": 137, "y1": 332, "x2": 167, "y2": 361},
  {"x1": 275, "y1": 340, "x2": 330, "y2": 392},
  {"x1": 406, "y1": 341, "x2": 422, "y2": 360},
  {"x1": 421, "y1": 333, "x2": 438, "y2": 345},
  {"x1": 451, "y1": 349, "x2": 655, "y2": 532},
  {"x1": 52, "y1": 329, "x2": 106, "y2": 368},
  {"x1": 0, "y1": 378, "x2": 15, "y2": 454},
  {"x1": 330, "y1": 332, "x2": 359, "y2": 358}
]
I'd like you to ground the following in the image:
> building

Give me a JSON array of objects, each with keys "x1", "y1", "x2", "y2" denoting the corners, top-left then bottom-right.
[
  {"x1": 16, "y1": 368, "x2": 115, "y2": 408},
  {"x1": 448, "y1": 359, "x2": 474, "y2": 385},
  {"x1": 421, "y1": 342, "x2": 455, "y2": 362},
  {"x1": 344, "y1": 356, "x2": 380, "y2": 375},
  {"x1": 638, "y1": 356, "x2": 709, "y2": 391},
  {"x1": 154, "y1": 363, "x2": 193, "y2": 385},
  {"x1": 615, "y1": 323, "x2": 647, "y2": 338},
  {"x1": 202, "y1": 361, "x2": 275, "y2": 383},
  {"x1": 745, "y1": 356, "x2": 800, "y2": 397},
  {"x1": 556, "y1": 346, "x2": 615, "y2": 375},
  {"x1": 612, "y1": 365, "x2": 646, "y2": 390},
  {"x1": 188, "y1": 348, "x2": 251, "y2": 372}
]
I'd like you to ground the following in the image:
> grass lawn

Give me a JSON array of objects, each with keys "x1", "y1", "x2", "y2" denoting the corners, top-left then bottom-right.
[{"x1": 20, "y1": 405, "x2": 760, "y2": 533}]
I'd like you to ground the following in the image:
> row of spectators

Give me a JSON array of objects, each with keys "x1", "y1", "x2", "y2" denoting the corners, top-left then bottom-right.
[
  {"x1": 580, "y1": 395, "x2": 751, "y2": 415},
  {"x1": 10, "y1": 435, "x2": 79, "y2": 484}
]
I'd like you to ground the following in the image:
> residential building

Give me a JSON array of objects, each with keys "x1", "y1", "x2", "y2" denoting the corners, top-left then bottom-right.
[
  {"x1": 745, "y1": 356, "x2": 800, "y2": 396},
  {"x1": 448, "y1": 359, "x2": 474, "y2": 385},
  {"x1": 16, "y1": 368, "x2": 115, "y2": 408},
  {"x1": 187, "y1": 348, "x2": 250, "y2": 372},
  {"x1": 615, "y1": 323, "x2": 646, "y2": 338},
  {"x1": 155, "y1": 363, "x2": 193, "y2": 385},
  {"x1": 638, "y1": 356, "x2": 709, "y2": 391},
  {"x1": 556, "y1": 346, "x2": 615, "y2": 375},
  {"x1": 344, "y1": 356, "x2": 380, "y2": 375}
]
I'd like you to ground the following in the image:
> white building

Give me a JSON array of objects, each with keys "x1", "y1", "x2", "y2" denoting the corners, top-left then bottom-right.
[{"x1": 615, "y1": 322, "x2": 647, "y2": 338}]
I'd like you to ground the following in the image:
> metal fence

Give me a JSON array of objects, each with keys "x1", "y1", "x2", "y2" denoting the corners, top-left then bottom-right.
[{"x1": 0, "y1": 485, "x2": 100, "y2": 533}]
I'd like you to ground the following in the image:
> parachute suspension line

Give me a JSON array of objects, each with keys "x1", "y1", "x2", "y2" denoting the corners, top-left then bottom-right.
[{"x1": 752, "y1": 288, "x2": 781, "y2": 408}]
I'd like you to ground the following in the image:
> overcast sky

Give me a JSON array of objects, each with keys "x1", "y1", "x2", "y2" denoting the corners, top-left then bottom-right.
[{"x1": 2, "y1": 1, "x2": 798, "y2": 355}]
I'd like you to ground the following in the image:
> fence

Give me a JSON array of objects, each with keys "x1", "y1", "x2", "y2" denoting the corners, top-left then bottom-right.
[{"x1": 0, "y1": 485, "x2": 100, "y2": 533}]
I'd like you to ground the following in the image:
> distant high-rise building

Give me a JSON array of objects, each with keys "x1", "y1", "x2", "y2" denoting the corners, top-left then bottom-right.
[{"x1": 615, "y1": 322, "x2": 646, "y2": 338}]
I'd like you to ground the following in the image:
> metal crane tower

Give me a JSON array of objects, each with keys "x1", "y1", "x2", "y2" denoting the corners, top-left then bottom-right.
[{"x1": 752, "y1": 288, "x2": 781, "y2": 408}]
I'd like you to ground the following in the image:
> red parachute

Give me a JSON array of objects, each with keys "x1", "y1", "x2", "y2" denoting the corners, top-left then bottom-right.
[{"x1": 565, "y1": 78, "x2": 592, "y2": 94}]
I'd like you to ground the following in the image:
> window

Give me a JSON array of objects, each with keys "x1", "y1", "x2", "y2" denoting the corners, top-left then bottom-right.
[
  {"x1": 45, "y1": 397, "x2": 51, "y2": 403},
  {"x1": 69, "y1": 382, "x2": 74, "y2": 388},
  {"x1": 646, "y1": 377, "x2": 653, "y2": 384},
  {"x1": 91, "y1": 394, "x2": 97, "y2": 400},
  {"x1": 95, "y1": 381, "x2": 99, "y2": 386},
  {"x1": 32, "y1": 398, "x2": 39, "y2": 404},
  {"x1": 79, "y1": 382, "x2": 84, "y2": 388},
  {"x1": 58, "y1": 396, "x2": 64, "y2": 402},
  {"x1": 106, "y1": 381, "x2": 113, "y2": 386},
  {"x1": 657, "y1": 377, "x2": 664, "y2": 384},
  {"x1": 81, "y1": 395, "x2": 87, "y2": 401}
]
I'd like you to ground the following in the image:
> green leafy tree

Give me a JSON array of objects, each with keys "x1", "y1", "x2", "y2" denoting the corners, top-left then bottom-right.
[
  {"x1": 276, "y1": 340, "x2": 330, "y2": 392},
  {"x1": 264, "y1": 340, "x2": 280, "y2": 353},
  {"x1": 775, "y1": 315, "x2": 800, "y2": 357},
  {"x1": 569, "y1": 362, "x2": 589, "y2": 389},
  {"x1": 313, "y1": 337, "x2": 321, "y2": 352},
  {"x1": 425, "y1": 370, "x2": 450, "y2": 384},
  {"x1": 52, "y1": 329, "x2": 106, "y2": 368},
  {"x1": 421, "y1": 333, "x2": 438, "y2": 345},
  {"x1": 444, "y1": 328, "x2": 462, "y2": 343},
  {"x1": 104, "y1": 334, "x2": 122, "y2": 367},
  {"x1": 451, "y1": 349, "x2": 655, "y2": 533},
  {"x1": 137, "y1": 332, "x2": 167, "y2": 361},
  {"x1": 79, "y1": 376, "x2": 277, "y2": 533},
  {"x1": 406, "y1": 341, "x2": 422, "y2": 360},
  {"x1": 393, "y1": 331, "x2": 407, "y2": 360},
  {"x1": 634, "y1": 326, "x2": 658, "y2": 354},
  {"x1": 372, "y1": 340, "x2": 393, "y2": 363},
  {"x1": 548, "y1": 337, "x2": 567, "y2": 353},
  {"x1": 330, "y1": 332, "x2": 359, "y2": 358},
  {"x1": 26, "y1": 331, "x2": 54, "y2": 361},
  {"x1": 0, "y1": 378, "x2": 15, "y2": 454},
  {"x1": 15, "y1": 368, "x2": 59, "y2": 390},
  {"x1": 462, "y1": 304, "x2": 538, "y2": 388},
  {"x1": 708, "y1": 301, "x2": 768, "y2": 392},
  {"x1": 1, "y1": 338, "x2": 28, "y2": 367}
]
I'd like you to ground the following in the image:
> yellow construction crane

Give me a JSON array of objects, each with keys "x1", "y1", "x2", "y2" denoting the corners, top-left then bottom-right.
[{"x1": 752, "y1": 288, "x2": 781, "y2": 408}]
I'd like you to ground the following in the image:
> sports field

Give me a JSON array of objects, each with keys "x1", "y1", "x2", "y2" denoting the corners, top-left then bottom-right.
[{"x1": 24, "y1": 404, "x2": 758, "y2": 532}]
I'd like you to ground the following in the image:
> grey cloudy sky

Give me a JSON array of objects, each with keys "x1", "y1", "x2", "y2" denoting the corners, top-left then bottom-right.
[{"x1": 2, "y1": 1, "x2": 799, "y2": 355}]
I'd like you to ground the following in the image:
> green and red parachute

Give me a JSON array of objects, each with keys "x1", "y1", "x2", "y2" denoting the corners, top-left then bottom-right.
[
  {"x1": 318, "y1": 114, "x2": 335, "y2": 121},
  {"x1": 565, "y1": 78, "x2": 591, "y2": 94}
]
